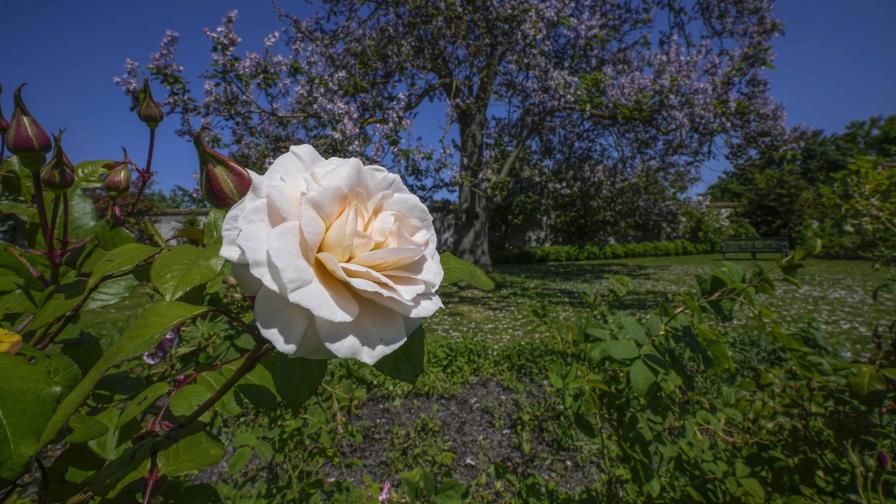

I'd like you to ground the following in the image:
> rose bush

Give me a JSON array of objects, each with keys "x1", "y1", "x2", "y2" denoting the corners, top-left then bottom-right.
[{"x1": 220, "y1": 145, "x2": 444, "y2": 364}]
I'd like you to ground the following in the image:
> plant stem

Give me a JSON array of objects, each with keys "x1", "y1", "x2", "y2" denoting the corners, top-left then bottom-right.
[
  {"x1": 61, "y1": 192, "x2": 69, "y2": 252},
  {"x1": 176, "y1": 342, "x2": 270, "y2": 429},
  {"x1": 48, "y1": 195, "x2": 61, "y2": 284},
  {"x1": 129, "y1": 127, "x2": 156, "y2": 215},
  {"x1": 9, "y1": 247, "x2": 50, "y2": 288},
  {"x1": 141, "y1": 457, "x2": 159, "y2": 504},
  {"x1": 30, "y1": 169, "x2": 51, "y2": 250}
]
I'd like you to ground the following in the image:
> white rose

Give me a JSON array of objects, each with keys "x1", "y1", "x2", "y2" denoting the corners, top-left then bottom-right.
[{"x1": 220, "y1": 145, "x2": 443, "y2": 364}]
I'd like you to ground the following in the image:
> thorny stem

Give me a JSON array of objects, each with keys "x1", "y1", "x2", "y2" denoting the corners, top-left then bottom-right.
[
  {"x1": 211, "y1": 308, "x2": 263, "y2": 343},
  {"x1": 30, "y1": 170, "x2": 51, "y2": 250},
  {"x1": 129, "y1": 127, "x2": 156, "y2": 215},
  {"x1": 141, "y1": 457, "x2": 160, "y2": 504},
  {"x1": 177, "y1": 342, "x2": 270, "y2": 429}
]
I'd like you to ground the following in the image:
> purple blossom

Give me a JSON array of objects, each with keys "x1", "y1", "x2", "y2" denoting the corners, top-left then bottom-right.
[{"x1": 142, "y1": 327, "x2": 180, "y2": 365}]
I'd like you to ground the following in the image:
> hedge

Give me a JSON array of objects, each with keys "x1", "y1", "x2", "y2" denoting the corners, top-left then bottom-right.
[{"x1": 494, "y1": 239, "x2": 717, "y2": 263}]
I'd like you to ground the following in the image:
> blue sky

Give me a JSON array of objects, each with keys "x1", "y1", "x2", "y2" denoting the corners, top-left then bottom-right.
[{"x1": 2, "y1": 1, "x2": 894, "y2": 194}]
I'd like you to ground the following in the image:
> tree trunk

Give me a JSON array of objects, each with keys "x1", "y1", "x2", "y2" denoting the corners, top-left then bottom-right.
[{"x1": 454, "y1": 109, "x2": 492, "y2": 270}]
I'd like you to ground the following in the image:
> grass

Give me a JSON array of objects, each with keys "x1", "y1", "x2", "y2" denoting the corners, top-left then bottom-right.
[{"x1": 427, "y1": 254, "x2": 892, "y2": 352}]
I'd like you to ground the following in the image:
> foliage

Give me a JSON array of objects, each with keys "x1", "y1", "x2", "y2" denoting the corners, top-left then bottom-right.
[
  {"x1": 496, "y1": 239, "x2": 716, "y2": 263},
  {"x1": 709, "y1": 114, "x2": 896, "y2": 257},
  {"x1": 0, "y1": 147, "x2": 493, "y2": 502}
]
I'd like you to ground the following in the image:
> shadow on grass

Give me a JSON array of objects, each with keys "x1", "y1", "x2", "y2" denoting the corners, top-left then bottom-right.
[{"x1": 495, "y1": 261, "x2": 659, "y2": 283}]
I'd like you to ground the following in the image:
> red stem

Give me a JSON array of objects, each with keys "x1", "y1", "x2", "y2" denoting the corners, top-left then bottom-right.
[
  {"x1": 30, "y1": 170, "x2": 51, "y2": 250},
  {"x1": 129, "y1": 127, "x2": 156, "y2": 215},
  {"x1": 48, "y1": 195, "x2": 61, "y2": 284}
]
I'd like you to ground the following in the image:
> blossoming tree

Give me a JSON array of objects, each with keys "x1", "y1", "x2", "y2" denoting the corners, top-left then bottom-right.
[{"x1": 118, "y1": 1, "x2": 784, "y2": 267}]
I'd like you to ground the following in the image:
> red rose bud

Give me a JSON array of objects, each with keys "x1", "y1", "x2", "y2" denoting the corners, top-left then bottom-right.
[
  {"x1": 193, "y1": 131, "x2": 252, "y2": 209},
  {"x1": 136, "y1": 77, "x2": 164, "y2": 128},
  {"x1": 103, "y1": 164, "x2": 132, "y2": 199},
  {"x1": 4, "y1": 83, "x2": 52, "y2": 156},
  {"x1": 40, "y1": 131, "x2": 76, "y2": 193}
]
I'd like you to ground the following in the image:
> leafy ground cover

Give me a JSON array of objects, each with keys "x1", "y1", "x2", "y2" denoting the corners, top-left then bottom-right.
[
  {"x1": 202, "y1": 255, "x2": 894, "y2": 502},
  {"x1": 429, "y1": 255, "x2": 891, "y2": 352}
]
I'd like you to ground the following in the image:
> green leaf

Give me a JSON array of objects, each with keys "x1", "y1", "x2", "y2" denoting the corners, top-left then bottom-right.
[
  {"x1": 228, "y1": 446, "x2": 252, "y2": 476},
  {"x1": 29, "y1": 278, "x2": 89, "y2": 331},
  {"x1": 83, "y1": 275, "x2": 139, "y2": 310},
  {"x1": 89, "y1": 243, "x2": 159, "y2": 285},
  {"x1": 85, "y1": 220, "x2": 136, "y2": 251},
  {"x1": 142, "y1": 218, "x2": 167, "y2": 247},
  {"x1": 66, "y1": 188, "x2": 100, "y2": 241},
  {"x1": 374, "y1": 325, "x2": 425, "y2": 384},
  {"x1": 38, "y1": 301, "x2": 208, "y2": 448},
  {"x1": 150, "y1": 242, "x2": 224, "y2": 300},
  {"x1": 41, "y1": 353, "x2": 82, "y2": 397},
  {"x1": 629, "y1": 358, "x2": 656, "y2": 397},
  {"x1": 617, "y1": 316, "x2": 647, "y2": 344},
  {"x1": 73, "y1": 160, "x2": 114, "y2": 189},
  {"x1": 86, "y1": 408, "x2": 127, "y2": 460},
  {"x1": 739, "y1": 477, "x2": 766, "y2": 502},
  {"x1": 272, "y1": 355, "x2": 328, "y2": 410},
  {"x1": 118, "y1": 382, "x2": 170, "y2": 427},
  {"x1": 237, "y1": 361, "x2": 279, "y2": 410},
  {"x1": 849, "y1": 364, "x2": 885, "y2": 397},
  {"x1": 203, "y1": 209, "x2": 226, "y2": 245},
  {"x1": 64, "y1": 413, "x2": 109, "y2": 443},
  {"x1": 0, "y1": 354, "x2": 62, "y2": 482},
  {"x1": 169, "y1": 385, "x2": 216, "y2": 420},
  {"x1": 157, "y1": 431, "x2": 225, "y2": 477},
  {"x1": 591, "y1": 339, "x2": 639, "y2": 361},
  {"x1": 440, "y1": 251, "x2": 495, "y2": 290}
]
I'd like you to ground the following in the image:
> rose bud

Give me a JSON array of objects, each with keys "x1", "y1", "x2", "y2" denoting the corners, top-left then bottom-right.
[
  {"x1": 193, "y1": 131, "x2": 252, "y2": 209},
  {"x1": 4, "y1": 83, "x2": 52, "y2": 158},
  {"x1": 103, "y1": 164, "x2": 132, "y2": 199},
  {"x1": 40, "y1": 131, "x2": 76, "y2": 193},
  {"x1": 136, "y1": 77, "x2": 164, "y2": 128},
  {"x1": 879, "y1": 451, "x2": 891, "y2": 471}
]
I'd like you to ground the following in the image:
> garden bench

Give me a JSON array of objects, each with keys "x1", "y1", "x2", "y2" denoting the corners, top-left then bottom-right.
[{"x1": 720, "y1": 237, "x2": 789, "y2": 259}]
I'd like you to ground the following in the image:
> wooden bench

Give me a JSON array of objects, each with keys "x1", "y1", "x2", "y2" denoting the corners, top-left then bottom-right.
[{"x1": 720, "y1": 237, "x2": 789, "y2": 259}]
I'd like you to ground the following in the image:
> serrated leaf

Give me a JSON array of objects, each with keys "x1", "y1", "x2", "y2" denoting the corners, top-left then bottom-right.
[
  {"x1": 849, "y1": 364, "x2": 885, "y2": 397},
  {"x1": 150, "y1": 242, "x2": 224, "y2": 300},
  {"x1": 591, "y1": 339, "x2": 639, "y2": 361},
  {"x1": 228, "y1": 446, "x2": 252, "y2": 476},
  {"x1": 29, "y1": 278, "x2": 89, "y2": 331},
  {"x1": 39, "y1": 302, "x2": 208, "y2": 448},
  {"x1": 629, "y1": 358, "x2": 656, "y2": 397},
  {"x1": 272, "y1": 355, "x2": 328, "y2": 410},
  {"x1": 0, "y1": 354, "x2": 61, "y2": 482},
  {"x1": 237, "y1": 361, "x2": 279, "y2": 410},
  {"x1": 89, "y1": 243, "x2": 159, "y2": 285},
  {"x1": 118, "y1": 382, "x2": 170, "y2": 427},
  {"x1": 157, "y1": 431, "x2": 225, "y2": 477},
  {"x1": 374, "y1": 325, "x2": 425, "y2": 384},
  {"x1": 65, "y1": 413, "x2": 109, "y2": 443},
  {"x1": 440, "y1": 251, "x2": 494, "y2": 290},
  {"x1": 203, "y1": 209, "x2": 226, "y2": 245}
]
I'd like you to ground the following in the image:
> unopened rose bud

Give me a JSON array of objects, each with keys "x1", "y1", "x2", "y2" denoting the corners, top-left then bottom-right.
[
  {"x1": 103, "y1": 163, "x2": 132, "y2": 199},
  {"x1": 4, "y1": 83, "x2": 52, "y2": 158},
  {"x1": 193, "y1": 131, "x2": 252, "y2": 209},
  {"x1": 879, "y1": 451, "x2": 891, "y2": 470},
  {"x1": 40, "y1": 131, "x2": 75, "y2": 193},
  {"x1": 136, "y1": 77, "x2": 164, "y2": 128}
]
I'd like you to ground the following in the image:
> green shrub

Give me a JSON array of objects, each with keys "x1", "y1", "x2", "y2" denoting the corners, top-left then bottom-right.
[{"x1": 497, "y1": 239, "x2": 718, "y2": 263}]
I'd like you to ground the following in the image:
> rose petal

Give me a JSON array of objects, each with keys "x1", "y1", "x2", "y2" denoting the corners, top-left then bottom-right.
[
  {"x1": 236, "y1": 199, "x2": 278, "y2": 292},
  {"x1": 254, "y1": 286, "x2": 313, "y2": 355},
  {"x1": 314, "y1": 296, "x2": 409, "y2": 364},
  {"x1": 267, "y1": 221, "x2": 315, "y2": 296},
  {"x1": 287, "y1": 261, "x2": 359, "y2": 323}
]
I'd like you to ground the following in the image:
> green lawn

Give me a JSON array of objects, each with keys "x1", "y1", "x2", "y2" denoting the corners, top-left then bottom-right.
[{"x1": 428, "y1": 255, "x2": 893, "y2": 352}]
